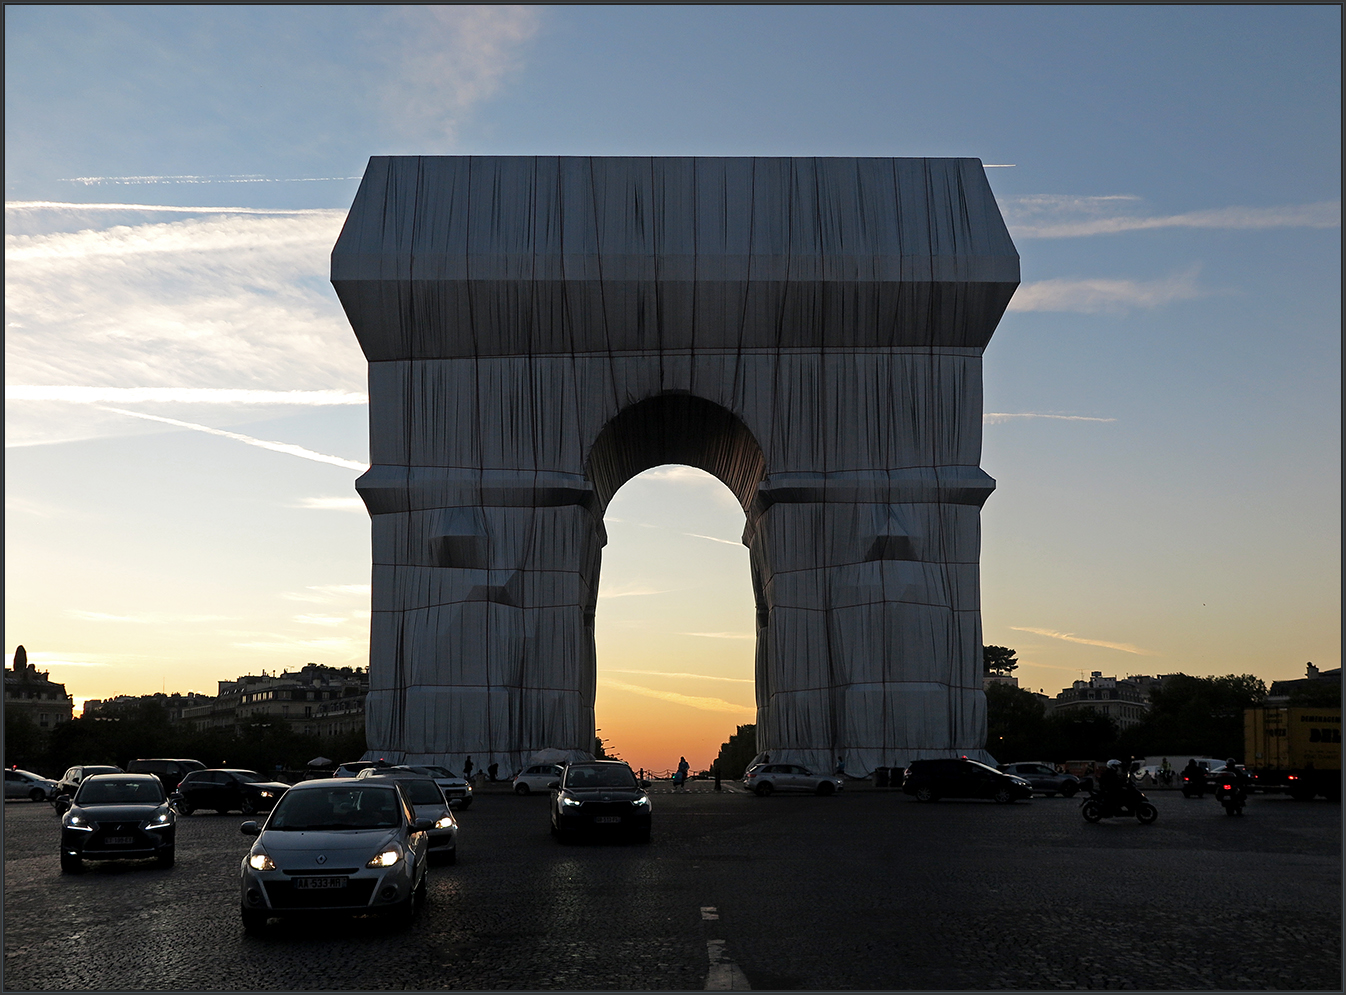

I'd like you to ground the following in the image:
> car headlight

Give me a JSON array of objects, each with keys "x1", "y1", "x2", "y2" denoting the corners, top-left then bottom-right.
[
  {"x1": 560, "y1": 795, "x2": 582, "y2": 807},
  {"x1": 434, "y1": 815, "x2": 454, "y2": 830},
  {"x1": 65, "y1": 815, "x2": 94, "y2": 831},
  {"x1": 366, "y1": 844, "x2": 403, "y2": 868},
  {"x1": 145, "y1": 811, "x2": 173, "y2": 829},
  {"x1": 248, "y1": 851, "x2": 276, "y2": 871},
  {"x1": 631, "y1": 796, "x2": 649, "y2": 807},
  {"x1": 259, "y1": 791, "x2": 274, "y2": 799}
]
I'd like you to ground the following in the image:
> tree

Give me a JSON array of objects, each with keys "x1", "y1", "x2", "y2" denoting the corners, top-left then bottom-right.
[
  {"x1": 714, "y1": 724, "x2": 757, "y2": 779},
  {"x1": 4, "y1": 712, "x2": 44, "y2": 772},
  {"x1": 1118, "y1": 673, "x2": 1266, "y2": 761},
  {"x1": 985, "y1": 683, "x2": 1046, "y2": 763},
  {"x1": 983, "y1": 645, "x2": 1018, "y2": 677}
]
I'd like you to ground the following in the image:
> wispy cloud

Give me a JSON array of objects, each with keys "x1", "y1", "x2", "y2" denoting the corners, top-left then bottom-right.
[
  {"x1": 281, "y1": 584, "x2": 371, "y2": 604},
  {"x1": 64, "y1": 609, "x2": 233, "y2": 624},
  {"x1": 1010, "y1": 626, "x2": 1158, "y2": 657},
  {"x1": 598, "y1": 584, "x2": 676, "y2": 600},
  {"x1": 292, "y1": 615, "x2": 351, "y2": 627},
  {"x1": 232, "y1": 636, "x2": 357, "y2": 653},
  {"x1": 683, "y1": 532, "x2": 743, "y2": 547},
  {"x1": 7, "y1": 386, "x2": 366, "y2": 405},
  {"x1": 6, "y1": 201, "x2": 340, "y2": 216},
  {"x1": 1008, "y1": 266, "x2": 1207, "y2": 314},
  {"x1": 604, "y1": 668, "x2": 753, "y2": 684},
  {"x1": 984, "y1": 413, "x2": 1116, "y2": 425},
  {"x1": 680, "y1": 631, "x2": 755, "y2": 640},
  {"x1": 381, "y1": 6, "x2": 539, "y2": 145},
  {"x1": 1000, "y1": 194, "x2": 1340, "y2": 239},
  {"x1": 60, "y1": 175, "x2": 362, "y2": 186},
  {"x1": 599, "y1": 678, "x2": 754, "y2": 715},
  {"x1": 291, "y1": 497, "x2": 367, "y2": 513},
  {"x1": 90, "y1": 406, "x2": 366, "y2": 470}
]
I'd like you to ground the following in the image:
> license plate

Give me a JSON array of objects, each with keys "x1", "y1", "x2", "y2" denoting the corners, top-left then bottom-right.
[
  {"x1": 294, "y1": 877, "x2": 346, "y2": 890},
  {"x1": 593, "y1": 816, "x2": 622, "y2": 824},
  {"x1": 104, "y1": 836, "x2": 134, "y2": 845}
]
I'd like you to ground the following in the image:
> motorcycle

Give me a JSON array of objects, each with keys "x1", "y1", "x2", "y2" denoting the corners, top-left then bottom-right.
[
  {"x1": 1081, "y1": 785, "x2": 1158, "y2": 824},
  {"x1": 1180, "y1": 772, "x2": 1207, "y2": 798},
  {"x1": 1213, "y1": 778, "x2": 1247, "y2": 816}
]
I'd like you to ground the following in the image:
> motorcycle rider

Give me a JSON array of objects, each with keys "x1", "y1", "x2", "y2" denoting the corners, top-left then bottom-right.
[
  {"x1": 1098, "y1": 759, "x2": 1125, "y2": 810},
  {"x1": 1182, "y1": 758, "x2": 1206, "y2": 796}
]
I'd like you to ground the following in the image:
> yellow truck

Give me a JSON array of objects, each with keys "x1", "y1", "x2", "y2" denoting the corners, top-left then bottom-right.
[{"x1": 1245, "y1": 706, "x2": 1341, "y2": 801}]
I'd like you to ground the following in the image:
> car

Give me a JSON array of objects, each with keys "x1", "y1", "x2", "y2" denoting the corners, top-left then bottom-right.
[
  {"x1": 998, "y1": 762, "x2": 1081, "y2": 798},
  {"x1": 5, "y1": 768, "x2": 59, "y2": 801},
  {"x1": 386, "y1": 765, "x2": 473, "y2": 809},
  {"x1": 901, "y1": 758, "x2": 1033, "y2": 804},
  {"x1": 175, "y1": 769, "x2": 291, "y2": 815},
  {"x1": 512, "y1": 764, "x2": 564, "y2": 795},
  {"x1": 126, "y1": 758, "x2": 205, "y2": 792},
  {"x1": 237, "y1": 778, "x2": 431, "y2": 933},
  {"x1": 743, "y1": 764, "x2": 844, "y2": 797},
  {"x1": 357, "y1": 773, "x2": 458, "y2": 862},
  {"x1": 549, "y1": 761, "x2": 652, "y2": 843},
  {"x1": 55, "y1": 765, "x2": 124, "y2": 798},
  {"x1": 58, "y1": 773, "x2": 176, "y2": 873},
  {"x1": 333, "y1": 761, "x2": 380, "y2": 778}
]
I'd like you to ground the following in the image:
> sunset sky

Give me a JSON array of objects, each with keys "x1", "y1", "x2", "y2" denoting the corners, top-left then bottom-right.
[{"x1": 6, "y1": 6, "x2": 1339, "y2": 774}]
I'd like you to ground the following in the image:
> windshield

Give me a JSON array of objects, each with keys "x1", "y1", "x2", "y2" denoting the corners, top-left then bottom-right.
[
  {"x1": 229, "y1": 771, "x2": 266, "y2": 783},
  {"x1": 267, "y1": 785, "x2": 402, "y2": 830},
  {"x1": 564, "y1": 765, "x2": 637, "y2": 789},
  {"x1": 422, "y1": 766, "x2": 457, "y2": 779},
  {"x1": 396, "y1": 779, "x2": 446, "y2": 805},
  {"x1": 966, "y1": 760, "x2": 1002, "y2": 775},
  {"x1": 76, "y1": 778, "x2": 166, "y2": 805}
]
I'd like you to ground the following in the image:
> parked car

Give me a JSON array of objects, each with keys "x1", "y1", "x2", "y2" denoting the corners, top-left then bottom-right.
[
  {"x1": 357, "y1": 772, "x2": 458, "y2": 861},
  {"x1": 386, "y1": 765, "x2": 473, "y2": 809},
  {"x1": 550, "y1": 761, "x2": 651, "y2": 842},
  {"x1": 5, "y1": 768, "x2": 59, "y2": 801},
  {"x1": 55, "y1": 765, "x2": 123, "y2": 798},
  {"x1": 513, "y1": 764, "x2": 564, "y2": 795},
  {"x1": 126, "y1": 758, "x2": 205, "y2": 792},
  {"x1": 902, "y1": 758, "x2": 1033, "y2": 803},
  {"x1": 58, "y1": 773, "x2": 176, "y2": 873},
  {"x1": 238, "y1": 778, "x2": 431, "y2": 933},
  {"x1": 743, "y1": 764, "x2": 844, "y2": 797},
  {"x1": 998, "y1": 762, "x2": 1080, "y2": 797},
  {"x1": 175, "y1": 769, "x2": 291, "y2": 815}
]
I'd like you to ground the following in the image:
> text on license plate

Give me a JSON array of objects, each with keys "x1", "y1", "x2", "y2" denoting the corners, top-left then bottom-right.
[
  {"x1": 104, "y1": 836, "x2": 134, "y2": 845},
  {"x1": 593, "y1": 816, "x2": 622, "y2": 824},
  {"x1": 294, "y1": 877, "x2": 347, "y2": 890}
]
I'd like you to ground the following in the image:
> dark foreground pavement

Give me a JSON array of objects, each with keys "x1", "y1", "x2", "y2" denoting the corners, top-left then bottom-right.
[{"x1": 2, "y1": 785, "x2": 1341, "y2": 991}]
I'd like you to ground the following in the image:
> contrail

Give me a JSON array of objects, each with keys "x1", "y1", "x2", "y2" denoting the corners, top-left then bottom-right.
[{"x1": 97, "y1": 406, "x2": 366, "y2": 471}]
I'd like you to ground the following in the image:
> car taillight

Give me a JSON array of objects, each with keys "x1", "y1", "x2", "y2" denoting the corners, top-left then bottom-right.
[
  {"x1": 1288, "y1": 775, "x2": 1298, "y2": 781},
  {"x1": 1222, "y1": 784, "x2": 1232, "y2": 790}
]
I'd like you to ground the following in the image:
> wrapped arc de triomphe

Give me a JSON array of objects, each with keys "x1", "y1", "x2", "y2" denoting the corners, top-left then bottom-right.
[{"x1": 331, "y1": 156, "x2": 1019, "y2": 777}]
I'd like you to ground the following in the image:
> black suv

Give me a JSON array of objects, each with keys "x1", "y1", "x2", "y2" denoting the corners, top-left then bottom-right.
[
  {"x1": 126, "y1": 758, "x2": 205, "y2": 792},
  {"x1": 550, "y1": 761, "x2": 652, "y2": 842},
  {"x1": 175, "y1": 769, "x2": 291, "y2": 815},
  {"x1": 901, "y1": 758, "x2": 1033, "y2": 804}
]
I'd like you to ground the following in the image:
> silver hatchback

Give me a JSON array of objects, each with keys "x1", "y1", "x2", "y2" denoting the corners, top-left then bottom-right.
[{"x1": 743, "y1": 764, "x2": 844, "y2": 797}]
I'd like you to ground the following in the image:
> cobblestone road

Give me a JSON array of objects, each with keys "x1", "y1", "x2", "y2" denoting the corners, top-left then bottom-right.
[{"x1": 3, "y1": 784, "x2": 1340, "y2": 990}]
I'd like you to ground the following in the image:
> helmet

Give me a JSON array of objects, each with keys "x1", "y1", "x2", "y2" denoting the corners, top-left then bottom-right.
[
  {"x1": 1106, "y1": 759, "x2": 1122, "y2": 769},
  {"x1": 1227, "y1": 759, "x2": 1237, "y2": 768}
]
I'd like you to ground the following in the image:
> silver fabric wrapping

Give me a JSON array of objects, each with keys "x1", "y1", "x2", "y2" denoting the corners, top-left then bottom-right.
[{"x1": 332, "y1": 156, "x2": 1018, "y2": 775}]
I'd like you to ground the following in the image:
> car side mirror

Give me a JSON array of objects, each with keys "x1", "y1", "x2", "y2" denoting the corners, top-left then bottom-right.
[
  {"x1": 54, "y1": 795, "x2": 71, "y2": 813},
  {"x1": 413, "y1": 818, "x2": 434, "y2": 832},
  {"x1": 240, "y1": 821, "x2": 260, "y2": 836},
  {"x1": 169, "y1": 792, "x2": 183, "y2": 804},
  {"x1": 547, "y1": 781, "x2": 560, "y2": 790}
]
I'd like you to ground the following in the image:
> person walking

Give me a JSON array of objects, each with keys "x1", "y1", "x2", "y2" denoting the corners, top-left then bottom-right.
[
  {"x1": 675, "y1": 756, "x2": 690, "y2": 790},
  {"x1": 463, "y1": 756, "x2": 474, "y2": 780}
]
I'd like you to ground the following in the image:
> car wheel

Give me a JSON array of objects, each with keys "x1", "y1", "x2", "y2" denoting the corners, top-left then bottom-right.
[
  {"x1": 60, "y1": 853, "x2": 84, "y2": 874},
  {"x1": 816, "y1": 781, "x2": 836, "y2": 797},
  {"x1": 515, "y1": 783, "x2": 530, "y2": 795},
  {"x1": 29, "y1": 788, "x2": 46, "y2": 802},
  {"x1": 156, "y1": 847, "x2": 175, "y2": 868},
  {"x1": 241, "y1": 907, "x2": 268, "y2": 935},
  {"x1": 175, "y1": 800, "x2": 194, "y2": 816},
  {"x1": 914, "y1": 786, "x2": 936, "y2": 803},
  {"x1": 1061, "y1": 784, "x2": 1078, "y2": 799},
  {"x1": 754, "y1": 782, "x2": 774, "y2": 797},
  {"x1": 1081, "y1": 799, "x2": 1103, "y2": 823},
  {"x1": 1136, "y1": 802, "x2": 1158, "y2": 825},
  {"x1": 241, "y1": 797, "x2": 258, "y2": 816},
  {"x1": 993, "y1": 787, "x2": 1014, "y2": 805}
]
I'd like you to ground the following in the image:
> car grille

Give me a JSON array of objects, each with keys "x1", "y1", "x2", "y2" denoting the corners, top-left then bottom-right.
[
  {"x1": 263, "y1": 879, "x2": 376, "y2": 909},
  {"x1": 282, "y1": 868, "x2": 357, "y2": 876},
  {"x1": 92, "y1": 824, "x2": 152, "y2": 848},
  {"x1": 581, "y1": 802, "x2": 633, "y2": 818}
]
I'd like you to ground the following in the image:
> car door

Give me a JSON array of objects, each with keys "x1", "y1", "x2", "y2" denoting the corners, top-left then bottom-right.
[{"x1": 4, "y1": 771, "x2": 21, "y2": 799}]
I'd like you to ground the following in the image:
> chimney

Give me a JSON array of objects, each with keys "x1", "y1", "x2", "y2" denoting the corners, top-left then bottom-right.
[
  {"x1": 1306, "y1": 662, "x2": 1319, "y2": 679},
  {"x1": 12, "y1": 645, "x2": 27, "y2": 672}
]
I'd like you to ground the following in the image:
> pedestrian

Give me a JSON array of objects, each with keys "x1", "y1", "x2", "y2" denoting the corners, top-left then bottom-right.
[
  {"x1": 675, "y1": 756, "x2": 690, "y2": 790},
  {"x1": 487, "y1": 762, "x2": 499, "y2": 782},
  {"x1": 835, "y1": 755, "x2": 846, "y2": 777},
  {"x1": 463, "y1": 756, "x2": 474, "y2": 779}
]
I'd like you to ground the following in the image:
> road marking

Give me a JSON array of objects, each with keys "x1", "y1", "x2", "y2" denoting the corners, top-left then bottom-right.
[{"x1": 702, "y1": 907, "x2": 750, "y2": 991}]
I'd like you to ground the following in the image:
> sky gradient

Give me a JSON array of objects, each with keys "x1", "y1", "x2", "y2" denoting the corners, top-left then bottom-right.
[{"x1": 6, "y1": 5, "x2": 1340, "y2": 774}]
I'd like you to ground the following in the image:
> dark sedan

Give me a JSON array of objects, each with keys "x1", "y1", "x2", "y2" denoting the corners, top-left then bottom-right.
[
  {"x1": 902, "y1": 758, "x2": 1033, "y2": 804},
  {"x1": 174, "y1": 769, "x2": 290, "y2": 815},
  {"x1": 998, "y1": 762, "x2": 1081, "y2": 797},
  {"x1": 59, "y1": 773, "x2": 176, "y2": 872},
  {"x1": 550, "y1": 761, "x2": 652, "y2": 842}
]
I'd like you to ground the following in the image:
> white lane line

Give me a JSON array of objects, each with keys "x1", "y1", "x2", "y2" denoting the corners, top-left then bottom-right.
[{"x1": 702, "y1": 907, "x2": 751, "y2": 991}]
